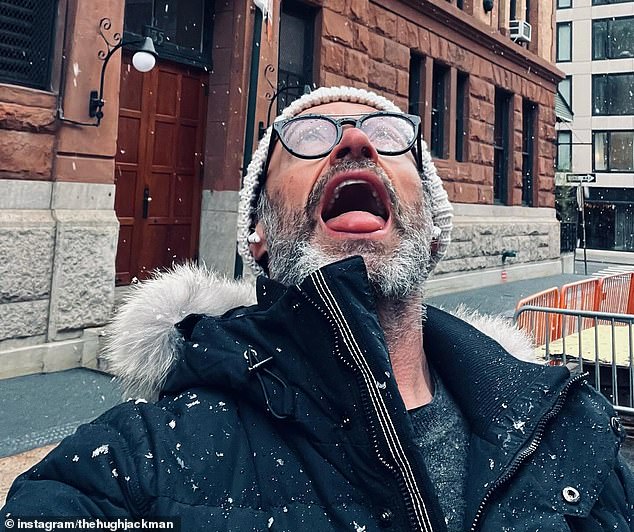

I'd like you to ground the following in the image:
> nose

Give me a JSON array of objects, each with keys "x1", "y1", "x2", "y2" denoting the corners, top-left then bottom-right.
[{"x1": 328, "y1": 126, "x2": 379, "y2": 165}]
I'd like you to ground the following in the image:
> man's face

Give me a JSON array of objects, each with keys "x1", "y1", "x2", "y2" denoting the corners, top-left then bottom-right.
[{"x1": 256, "y1": 101, "x2": 434, "y2": 299}]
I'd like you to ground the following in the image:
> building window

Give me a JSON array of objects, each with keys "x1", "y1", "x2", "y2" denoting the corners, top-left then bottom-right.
[
  {"x1": 556, "y1": 22, "x2": 572, "y2": 62},
  {"x1": 408, "y1": 53, "x2": 424, "y2": 118},
  {"x1": 594, "y1": 131, "x2": 634, "y2": 172},
  {"x1": 557, "y1": 0, "x2": 572, "y2": 8},
  {"x1": 592, "y1": 0, "x2": 632, "y2": 5},
  {"x1": 559, "y1": 76, "x2": 572, "y2": 109},
  {"x1": 510, "y1": 0, "x2": 517, "y2": 19},
  {"x1": 0, "y1": 0, "x2": 57, "y2": 90},
  {"x1": 522, "y1": 100, "x2": 536, "y2": 206},
  {"x1": 494, "y1": 89, "x2": 511, "y2": 204},
  {"x1": 584, "y1": 188, "x2": 634, "y2": 252},
  {"x1": 124, "y1": 0, "x2": 214, "y2": 68},
  {"x1": 431, "y1": 63, "x2": 449, "y2": 159},
  {"x1": 277, "y1": 0, "x2": 316, "y2": 112},
  {"x1": 592, "y1": 73, "x2": 634, "y2": 115},
  {"x1": 557, "y1": 130, "x2": 572, "y2": 172},
  {"x1": 455, "y1": 72, "x2": 468, "y2": 162},
  {"x1": 592, "y1": 16, "x2": 634, "y2": 60}
]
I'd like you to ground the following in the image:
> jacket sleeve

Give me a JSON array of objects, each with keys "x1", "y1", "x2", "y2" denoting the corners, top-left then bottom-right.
[{"x1": 2, "y1": 405, "x2": 152, "y2": 523}]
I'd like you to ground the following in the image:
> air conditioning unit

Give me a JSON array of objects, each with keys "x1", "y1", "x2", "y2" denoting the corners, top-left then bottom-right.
[{"x1": 509, "y1": 20, "x2": 532, "y2": 44}]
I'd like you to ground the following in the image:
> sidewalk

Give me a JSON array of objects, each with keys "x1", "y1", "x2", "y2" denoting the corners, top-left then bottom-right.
[
  {"x1": 3, "y1": 271, "x2": 632, "y2": 504},
  {"x1": 427, "y1": 272, "x2": 586, "y2": 318}
]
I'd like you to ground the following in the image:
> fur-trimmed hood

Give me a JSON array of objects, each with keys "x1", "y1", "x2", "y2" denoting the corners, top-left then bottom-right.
[{"x1": 103, "y1": 263, "x2": 536, "y2": 400}]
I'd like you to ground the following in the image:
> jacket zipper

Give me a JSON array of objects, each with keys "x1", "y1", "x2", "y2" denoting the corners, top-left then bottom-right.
[
  {"x1": 299, "y1": 271, "x2": 435, "y2": 532},
  {"x1": 469, "y1": 372, "x2": 588, "y2": 532}
]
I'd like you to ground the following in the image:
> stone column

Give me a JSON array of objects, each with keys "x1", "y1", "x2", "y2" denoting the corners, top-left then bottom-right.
[{"x1": 0, "y1": 0, "x2": 124, "y2": 378}]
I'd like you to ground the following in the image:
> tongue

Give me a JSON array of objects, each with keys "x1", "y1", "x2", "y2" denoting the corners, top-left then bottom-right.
[{"x1": 325, "y1": 211, "x2": 386, "y2": 233}]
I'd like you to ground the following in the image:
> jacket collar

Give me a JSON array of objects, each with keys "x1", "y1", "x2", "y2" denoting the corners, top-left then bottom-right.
[
  {"x1": 257, "y1": 257, "x2": 573, "y2": 440},
  {"x1": 170, "y1": 257, "x2": 569, "y2": 440},
  {"x1": 423, "y1": 306, "x2": 571, "y2": 440}
]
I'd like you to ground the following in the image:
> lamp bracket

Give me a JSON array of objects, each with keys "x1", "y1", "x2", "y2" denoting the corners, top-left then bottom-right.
[
  {"x1": 97, "y1": 18, "x2": 122, "y2": 61},
  {"x1": 257, "y1": 64, "x2": 315, "y2": 139},
  {"x1": 59, "y1": 18, "x2": 153, "y2": 127}
]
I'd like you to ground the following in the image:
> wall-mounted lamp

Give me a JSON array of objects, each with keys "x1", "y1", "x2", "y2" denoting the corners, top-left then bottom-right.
[
  {"x1": 59, "y1": 18, "x2": 157, "y2": 127},
  {"x1": 88, "y1": 18, "x2": 157, "y2": 126},
  {"x1": 87, "y1": 18, "x2": 157, "y2": 126},
  {"x1": 483, "y1": 0, "x2": 494, "y2": 13}
]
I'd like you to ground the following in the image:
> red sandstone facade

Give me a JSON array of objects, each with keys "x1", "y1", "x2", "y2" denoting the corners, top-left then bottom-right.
[{"x1": 0, "y1": 0, "x2": 564, "y2": 376}]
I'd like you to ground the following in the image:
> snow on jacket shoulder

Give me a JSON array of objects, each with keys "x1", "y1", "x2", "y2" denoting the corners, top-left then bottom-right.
[{"x1": 3, "y1": 258, "x2": 633, "y2": 532}]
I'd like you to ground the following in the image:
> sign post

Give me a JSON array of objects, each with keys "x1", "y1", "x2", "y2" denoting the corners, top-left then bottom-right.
[
  {"x1": 566, "y1": 175, "x2": 594, "y2": 275},
  {"x1": 576, "y1": 184, "x2": 589, "y2": 275}
]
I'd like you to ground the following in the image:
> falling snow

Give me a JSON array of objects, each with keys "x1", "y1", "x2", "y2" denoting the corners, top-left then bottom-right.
[{"x1": 91, "y1": 445, "x2": 109, "y2": 458}]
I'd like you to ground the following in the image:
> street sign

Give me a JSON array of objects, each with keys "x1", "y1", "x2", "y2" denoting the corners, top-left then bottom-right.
[{"x1": 566, "y1": 173, "x2": 596, "y2": 183}]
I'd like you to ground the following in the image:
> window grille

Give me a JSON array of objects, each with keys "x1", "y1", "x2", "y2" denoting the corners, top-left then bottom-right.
[{"x1": 0, "y1": 0, "x2": 57, "y2": 90}]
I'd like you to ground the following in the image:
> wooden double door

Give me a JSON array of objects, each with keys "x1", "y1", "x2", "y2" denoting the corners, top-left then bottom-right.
[{"x1": 114, "y1": 56, "x2": 207, "y2": 285}]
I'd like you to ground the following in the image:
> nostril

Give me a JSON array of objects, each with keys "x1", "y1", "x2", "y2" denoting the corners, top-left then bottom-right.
[
  {"x1": 334, "y1": 146, "x2": 351, "y2": 160},
  {"x1": 361, "y1": 146, "x2": 372, "y2": 158}
]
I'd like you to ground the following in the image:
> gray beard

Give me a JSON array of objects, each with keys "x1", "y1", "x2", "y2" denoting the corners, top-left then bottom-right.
[{"x1": 256, "y1": 160, "x2": 434, "y2": 301}]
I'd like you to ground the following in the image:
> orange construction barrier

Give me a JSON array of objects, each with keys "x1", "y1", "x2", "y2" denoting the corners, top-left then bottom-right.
[
  {"x1": 517, "y1": 272, "x2": 634, "y2": 348},
  {"x1": 597, "y1": 272, "x2": 634, "y2": 316},
  {"x1": 560, "y1": 278, "x2": 600, "y2": 334},
  {"x1": 515, "y1": 287, "x2": 561, "y2": 345}
]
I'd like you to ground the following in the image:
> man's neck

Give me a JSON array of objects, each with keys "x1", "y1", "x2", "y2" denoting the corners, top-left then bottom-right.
[{"x1": 376, "y1": 295, "x2": 433, "y2": 410}]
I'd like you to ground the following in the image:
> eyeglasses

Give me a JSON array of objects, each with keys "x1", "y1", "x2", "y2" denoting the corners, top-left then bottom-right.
[{"x1": 271, "y1": 111, "x2": 422, "y2": 161}]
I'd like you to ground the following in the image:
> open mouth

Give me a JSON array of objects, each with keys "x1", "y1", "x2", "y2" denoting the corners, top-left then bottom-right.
[{"x1": 320, "y1": 175, "x2": 391, "y2": 234}]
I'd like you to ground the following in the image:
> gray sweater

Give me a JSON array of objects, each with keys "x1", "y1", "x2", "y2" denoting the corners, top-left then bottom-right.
[{"x1": 410, "y1": 370, "x2": 470, "y2": 532}]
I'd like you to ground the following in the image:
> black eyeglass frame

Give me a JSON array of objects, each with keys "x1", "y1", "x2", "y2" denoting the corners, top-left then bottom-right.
[
  {"x1": 251, "y1": 111, "x2": 424, "y2": 229},
  {"x1": 272, "y1": 111, "x2": 422, "y2": 161}
]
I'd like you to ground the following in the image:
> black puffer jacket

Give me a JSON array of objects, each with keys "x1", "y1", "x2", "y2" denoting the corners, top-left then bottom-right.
[{"x1": 3, "y1": 258, "x2": 633, "y2": 531}]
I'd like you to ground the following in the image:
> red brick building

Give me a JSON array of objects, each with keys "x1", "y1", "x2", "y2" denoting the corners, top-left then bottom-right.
[{"x1": 0, "y1": 0, "x2": 563, "y2": 377}]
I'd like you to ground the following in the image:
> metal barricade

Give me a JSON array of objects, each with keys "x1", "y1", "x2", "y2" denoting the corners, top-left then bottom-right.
[
  {"x1": 597, "y1": 272, "x2": 634, "y2": 317},
  {"x1": 560, "y1": 278, "x2": 600, "y2": 334},
  {"x1": 514, "y1": 305, "x2": 634, "y2": 415},
  {"x1": 515, "y1": 287, "x2": 561, "y2": 345}
]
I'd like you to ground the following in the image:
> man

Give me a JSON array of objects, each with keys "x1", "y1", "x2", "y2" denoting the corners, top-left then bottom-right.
[{"x1": 3, "y1": 86, "x2": 633, "y2": 531}]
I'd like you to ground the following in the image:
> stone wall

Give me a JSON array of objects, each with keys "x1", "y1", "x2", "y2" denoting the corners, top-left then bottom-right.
[
  {"x1": 434, "y1": 203, "x2": 560, "y2": 276},
  {"x1": 0, "y1": 0, "x2": 123, "y2": 378},
  {"x1": 0, "y1": 180, "x2": 117, "y2": 375},
  {"x1": 426, "y1": 203, "x2": 562, "y2": 296},
  {"x1": 0, "y1": 87, "x2": 57, "y2": 180},
  {"x1": 0, "y1": 86, "x2": 58, "y2": 353}
]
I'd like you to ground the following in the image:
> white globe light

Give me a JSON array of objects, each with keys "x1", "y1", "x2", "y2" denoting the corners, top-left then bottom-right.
[{"x1": 132, "y1": 51, "x2": 156, "y2": 73}]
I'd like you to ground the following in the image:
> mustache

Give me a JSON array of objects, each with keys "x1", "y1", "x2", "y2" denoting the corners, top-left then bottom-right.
[{"x1": 304, "y1": 160, "x2": 403, "y2": 228}]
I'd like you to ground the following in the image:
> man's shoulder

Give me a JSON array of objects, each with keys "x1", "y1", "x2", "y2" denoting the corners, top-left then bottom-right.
[
  {"x1": 103, "y1": 264, "x2": 257, "y2": 400},
  {"x1": 94, "y1": 386, "x2": 242, "y2": 433}
]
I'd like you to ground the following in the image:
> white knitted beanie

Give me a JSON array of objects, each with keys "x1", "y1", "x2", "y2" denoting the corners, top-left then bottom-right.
[{"x1": 237, "y1": 85, "x2": 453, "y2": 277}]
